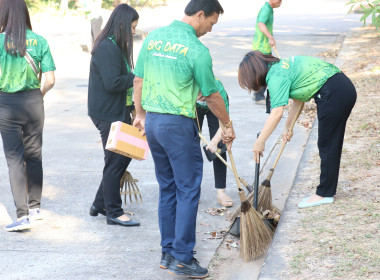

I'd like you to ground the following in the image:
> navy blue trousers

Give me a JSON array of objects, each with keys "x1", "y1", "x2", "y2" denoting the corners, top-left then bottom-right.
[
  {"x1": 314, "y1": 72, "x2": 356, "y2": 197},
  {"x1": 145, "y1": 112, "x2": 203, "y2": 264}
]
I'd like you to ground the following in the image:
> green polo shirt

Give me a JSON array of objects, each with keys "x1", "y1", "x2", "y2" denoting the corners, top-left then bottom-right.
[
  {"x1": 0, "y1": 29, "x2": 56, "y2": 93},
  {"x1": 266, "y1": 56, "x2": 341, "y2": 108},
  {"x1": 196, "y1": 78, "x2": 229, "y2": 113},
  {"x1": 252, "y1": 2, "x2": 273, "y2": 55},
  {"x1": 134, "y1": 20, "x2": 217, "y2": 118}
]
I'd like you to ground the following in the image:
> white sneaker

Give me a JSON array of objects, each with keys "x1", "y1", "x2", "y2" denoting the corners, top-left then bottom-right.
[
  {"x1": 29, "y1": 208, "x2": 43, "y2": 221},
  {"x1": 5, "y1": 217, "x2": 32, "y2": 232}
]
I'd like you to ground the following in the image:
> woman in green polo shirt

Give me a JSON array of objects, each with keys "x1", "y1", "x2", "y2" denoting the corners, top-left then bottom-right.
[
  {"x1": 0, "y1": 0, "x2": 56, "y2": 232},
  {"x1": 238, "y1": 51, "x2": 356, "y2": 209},
  {"x1": 196, "y1": 78, "x2": 233, "y2": 207}
]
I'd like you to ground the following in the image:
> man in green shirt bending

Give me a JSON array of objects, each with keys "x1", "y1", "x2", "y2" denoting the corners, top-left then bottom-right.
[
  {"x1": 252, "y1": 0, "x2": 282, "y2": 101},
  {"x1": 133, "y1": 0, "x2": 235, "y2": 278}
]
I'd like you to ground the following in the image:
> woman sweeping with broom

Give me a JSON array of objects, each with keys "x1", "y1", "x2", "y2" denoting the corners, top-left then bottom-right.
[{"x1": 238, "y1": 51, "x2": 356, "y2": 208}]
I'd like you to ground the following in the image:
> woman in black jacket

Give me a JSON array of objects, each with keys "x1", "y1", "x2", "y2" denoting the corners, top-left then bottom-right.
[{"x1": 88, "y1": 4, "x2": 140, "y2": 226}]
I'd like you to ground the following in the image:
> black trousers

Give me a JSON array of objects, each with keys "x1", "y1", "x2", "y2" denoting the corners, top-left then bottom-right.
[
  {"x1": 91, "y1": 106, "x2": 132, "y2": 219},
  {"x1": 196, "y1": 107, "x2": 227, "y2": 189},
  {"x1": 314, "y1": 72, "x2": 357, "y2": 197},
  {"x1": 0, "y1": 89, "x2": 44, "y2": 218}
]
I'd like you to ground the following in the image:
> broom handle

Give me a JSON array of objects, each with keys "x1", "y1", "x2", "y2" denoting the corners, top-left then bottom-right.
[
  {"x1": 254, "y1": 153, "x2": 260, "y2": 211},
  {"x1": 254, "y1": 132, "x2": 260, "y2": 210},
  {"x1": 199, "y1": 133, "x2": 253, "y2": 193},
  {"x1": 273, "y1": 46, "x2": 281, "y2": 58},
  {"x1": 215, "y1": 119, "x2": 242, "y2": 191},
  {"x1": 271, "y1": 102, "x2": 304, "y2": 171},
  {"x1": 198, "y1": 133, "x2": 232, "y2": 169},
  {"x1": 227, "y1": 149, "x2": 244, "y2": 191}
]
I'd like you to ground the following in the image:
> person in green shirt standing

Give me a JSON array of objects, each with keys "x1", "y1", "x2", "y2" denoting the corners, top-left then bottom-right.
[
  {"x1": 252, "y1": 0, "x2": 282, "y2": 102},
  {"x1": 238, "y1": 51, "x2": 356, "y2": 209},
  {"x1": 0, "y1": 0, "x2": 56, "y2": 232},
  {"x1": 133, "y1": 0, "x2": 235, "y2": 277}
]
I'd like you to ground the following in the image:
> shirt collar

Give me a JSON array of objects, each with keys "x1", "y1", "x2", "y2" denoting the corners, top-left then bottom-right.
[
  {"x1": 265, "y1": 2, "x2": 274, "y2": 12},
  {"x1": 170, "y1": 20, "x2": 197, "y2": 36}
]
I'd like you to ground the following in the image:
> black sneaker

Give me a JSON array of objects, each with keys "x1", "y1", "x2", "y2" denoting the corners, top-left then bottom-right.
[
  {"x1": 160, "y1": 252, "x2": 174, "y2": 269},
  {"x1": 168, "y1": 257, "x2": 208, "y2": 278}
]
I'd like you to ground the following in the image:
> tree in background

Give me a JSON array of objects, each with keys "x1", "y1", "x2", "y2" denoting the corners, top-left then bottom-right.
[
  {"x1": 347, "y1": 0, "x2": 380, "y2": 31},
  {"x1": 25, "y1": 0, "x2": 167, "y2": 12},
  {"x1": 112, "y1": 0, "x2": 130, "y2": 6}
]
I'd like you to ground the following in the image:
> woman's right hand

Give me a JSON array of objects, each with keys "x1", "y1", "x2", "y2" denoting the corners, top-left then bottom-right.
[
  {"x1": 282, "y1": 128, "x2": 293, "y2": 143},
  {"x1": 253, "y1": 139, "x2": 265, "y2": 163},
  {"x1": 206, "y1": 140, "x2": 218, "y2": 153}
]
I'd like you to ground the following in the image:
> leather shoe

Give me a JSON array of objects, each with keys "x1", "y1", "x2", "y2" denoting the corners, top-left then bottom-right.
[
  {"x1": 107, "y1": 217, "x2": 140, "y2": 227},
  {"x1": 89, "y1": 205, "x2": 106, "y2": 216}
]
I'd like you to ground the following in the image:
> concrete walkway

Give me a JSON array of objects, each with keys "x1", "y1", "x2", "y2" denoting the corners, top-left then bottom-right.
[{"x1": 0, "y1": 1, "x2": 363, "y2": 279}]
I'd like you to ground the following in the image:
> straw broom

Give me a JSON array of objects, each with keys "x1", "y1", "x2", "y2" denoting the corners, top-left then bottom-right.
[
  {"x1": 256, "y1": 102, "x2": 304, "y2": 212},
  {"x1": 228, "y1": 148, "x2": 272, "y2": 261},
  {"x1": 230, "y1": 102, "x2": 304, "y2": 221}
]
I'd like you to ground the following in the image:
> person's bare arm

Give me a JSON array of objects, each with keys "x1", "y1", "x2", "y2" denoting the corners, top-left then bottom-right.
[
  {"x1": 205, "y1": 92, "x2": 235, "y2": 149},
  {"x1": 132, "y1": 76, "x2": 146, "y2": 135},
  {"x1": 253, "y1": 105, "x2": 284, "y2": 162},
  {"x1": 207, "y1": 127, "x2": 222, "y2": 153},
  {"x1": 282, "y1": 100, "x2": 304, "y2": 142},
  {"x1": 41, "y1": 71, "x2": 55, "y2": 97},
  {"x1": 258, "y1": 22, "x2": 276, "y2": 48}
]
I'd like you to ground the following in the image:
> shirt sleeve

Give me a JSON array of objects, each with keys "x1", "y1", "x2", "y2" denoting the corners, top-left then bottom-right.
[
  {"x1": 257, "y1": 5, "x2": 271, "y2": 24},
  {"x1": 267, "y1": 77, "x2": 292, "y2": 108},
  {"x1": 134, "y1": 38, "x2": 148, "y2": 78},
  {"x1": 40, "y1": 39, "x2": 56, "y2": 72},
  {"x1": 193, "y1": 49, "x2": 217, "y2": 96}
]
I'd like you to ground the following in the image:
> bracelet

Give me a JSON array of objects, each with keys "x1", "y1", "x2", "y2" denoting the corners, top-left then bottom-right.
[{"x1": 224, "y1": 119, "x2": 233, "y2": 128}]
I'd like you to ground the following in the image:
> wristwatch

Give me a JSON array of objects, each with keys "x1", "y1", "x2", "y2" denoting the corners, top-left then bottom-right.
[{"x1": 224, "y1": 119, "x2": 233, "y2": 128}]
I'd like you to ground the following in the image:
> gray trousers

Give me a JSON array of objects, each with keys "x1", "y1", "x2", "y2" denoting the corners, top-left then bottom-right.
[{"x1": 0, "y1": 89, "x2": 44, "y2": 218}]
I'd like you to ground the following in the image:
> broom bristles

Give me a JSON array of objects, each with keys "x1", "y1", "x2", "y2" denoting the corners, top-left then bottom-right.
[
  {"x1": 239, "y1": 201, "x2": 273, "y2": 261},
  {"x1": 229, "y1": 181, "x2": 282, "y2": 222},
  {"x1": 258, "y1": 179, "x2": 272, "y2": 213}
]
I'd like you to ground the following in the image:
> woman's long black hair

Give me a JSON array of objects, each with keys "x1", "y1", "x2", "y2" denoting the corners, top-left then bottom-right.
[
  {"x1": 91, "y1": 4, "x2": 139, "y2": 68},
  {"x1": 0, "y1": 0, "x2": 32, "y2": 57}
]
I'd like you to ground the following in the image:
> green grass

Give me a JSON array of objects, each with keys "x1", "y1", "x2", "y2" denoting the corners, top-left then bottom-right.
[{"x1": 290, "y1": 252, "x2": 309, "y2": 274}]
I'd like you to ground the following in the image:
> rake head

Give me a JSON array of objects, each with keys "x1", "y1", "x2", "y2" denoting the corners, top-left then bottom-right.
[{"x1": 120, "y1": 171, "x2": 143, "y2": 205}]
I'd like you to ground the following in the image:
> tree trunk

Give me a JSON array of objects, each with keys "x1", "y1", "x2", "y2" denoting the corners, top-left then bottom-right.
[
  {"x1": 60, "y1": 0, "x2": 69, "y2": 11},
  {"x1": 113, "y1": 0, "x2": 130, "y2": 7}
]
